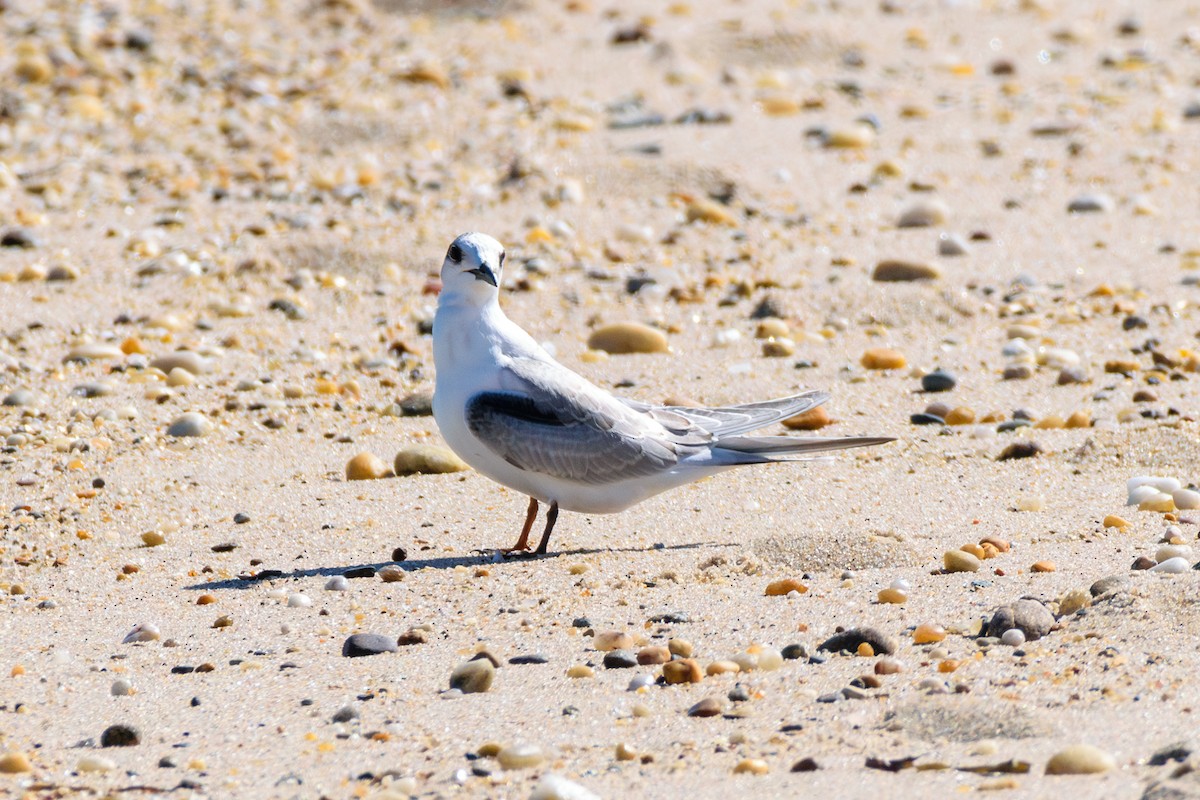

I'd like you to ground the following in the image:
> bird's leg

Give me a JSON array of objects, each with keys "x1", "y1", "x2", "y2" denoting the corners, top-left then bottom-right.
[
  {"x1": 504, "y1": 497, "x2": 539, "y2": 553},
  {"x1": 534, "y1": 501, "x2": 559, "y2": 555}
]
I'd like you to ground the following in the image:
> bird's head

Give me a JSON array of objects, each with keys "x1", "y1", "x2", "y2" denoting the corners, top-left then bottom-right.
[{"x1": 439, "y1": 232, "x2": 506, "y2": 304}]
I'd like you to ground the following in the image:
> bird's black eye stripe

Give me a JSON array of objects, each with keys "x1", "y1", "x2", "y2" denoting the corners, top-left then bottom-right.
[
  {"x1": 448, "y1": 244, "x2": 463, "y2": 263},
  {"x1": 499, "y1": 251, "x2": 505, "y2": 268}
]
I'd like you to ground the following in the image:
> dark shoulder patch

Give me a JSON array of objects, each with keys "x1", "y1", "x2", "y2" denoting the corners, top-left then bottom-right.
[{"x1": 466, "y1": 391, "x2": 563, "y2": 427}]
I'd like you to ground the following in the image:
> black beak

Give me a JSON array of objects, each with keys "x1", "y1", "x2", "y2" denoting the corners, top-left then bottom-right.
[{"x1": 468, "y1": 266, "x2": 498, "y2": 287}]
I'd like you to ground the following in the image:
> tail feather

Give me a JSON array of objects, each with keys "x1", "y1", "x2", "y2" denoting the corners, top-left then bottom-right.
[{"x1": 716, "y1": 435, "x2": 896, "y2": 460}]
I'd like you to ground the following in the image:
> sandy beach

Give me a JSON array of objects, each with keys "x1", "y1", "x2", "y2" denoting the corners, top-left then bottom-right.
[{"x1": 2, "y1": 0, "x2": 1200, "y2": 797}]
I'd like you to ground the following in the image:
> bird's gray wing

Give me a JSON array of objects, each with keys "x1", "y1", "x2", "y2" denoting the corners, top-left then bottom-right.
[
  {"x1": 465, "y1": 358, "x2": 688, "y2": 485},
  {"x1": 623, "y1": 390, "x2": 829, "y2": 437}
]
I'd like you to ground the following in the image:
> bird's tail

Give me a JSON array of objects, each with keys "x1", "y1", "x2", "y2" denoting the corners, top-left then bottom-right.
[{"x1": 714, "y1": 434, "x2": 896, "y2": 462}]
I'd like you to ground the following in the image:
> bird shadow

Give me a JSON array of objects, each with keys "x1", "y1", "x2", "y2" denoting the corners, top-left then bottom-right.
[{"x1": 184, "y1": 540, "x2": 736, "y2": 591}]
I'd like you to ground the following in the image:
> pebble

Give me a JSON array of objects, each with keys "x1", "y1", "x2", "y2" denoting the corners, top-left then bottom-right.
[
  {"x1": 567, "y1": 665, "x2": 594, "y2": 679},
  {"x1": 167, "y1": 412, "x2": 212, "y2": 438},
  {"x1": 761, "y1": 338, "x2": 796, "y2": 358},
  {"x1": 587, "y1": 322, "x2": 669, "y2": 354},
  {"x1": 496, "y1": 744, "x2": 545, "y2": 770},
  {"x1": 637, "y1": 646, "x2": 671, "y2": 665},
  {"x1": 379, "y1": 565, "x2": 405, "y2": 582},
  {"x1": 76, "y1": 755, "x2": 117, "y2": 773},
  {"x1": 782, "y1": 407, "x2": 831, "y2": 430},
  {"x1": 1102, "y1": 515, "x2": 1130, "y2": 530},
  {"x1": 1090, "y1": 575, "x2": 1130, "y2": 596},
  {"x1": 627, "y1": 674, "x2": 655, "y2": 691},
  {"x1": 1031, "y1": 560, "x2": 1056, "y2": 573},
  {"x1": 781, "y1": 643, "x2": 808, "y2": 660},
  {"x1": 287, "y1": 592, "x2": 312, "y2": 607},
  {"x1": 530, "y1": 774, "x2": 601, "y2": 800},
  {"x1": 331, "y1": 706, "x2": 358, "y2": 723},
  {"x1": 757, "y1": 648, "x2": 784, "y2": 671},
  {"x1": 1000, "y1": 629, "x2": 1026, "y2": 647},
  {"x1": 65, "y1": 343, "x2": 124, "y2": 362},
  {"x1": 1044, "y1": 744, "x2": 1116, "y2": 775},
  {"x1": 2, "y1": 389, "x2": 36, "y2": 406},
  {"x1": 1172, "y1": 489, "x2": 1200, "y2": 510},
  {"x1": 1058, "y1": 589, "x2": 1090, "y2": 615},
  {"x1": 997, "y1": 442, "x2": 1042, "y2": 461},
  {"x1": 937, "y1": 233, "x2": 971, "y2": 256},
  {"x1": 0, "y1": 752, "x2": 31, "y2": 773},
  {"x1": 111, "y1": 679, "x2": 134, "y2": 696},
  {"x1": 897, "y1": 199, "x2": 949, "y2": 228},
  {"x1": 150, "y1": 351, "x2": 208, "y2": 375},
  {"x1": 1150, "y1": 557, "x2": 1190, "y2": 574},
  {"x1": 73, "y1": 381, "x2": 113, "y2": 398},
  {"x1": 875, "y1": 657, "x2": 903, "y2": 674},
  {"x1": 324, "y1": 576, "x2": 349, "y2": 591},
  {"x1": 450, "y1": 659, "x2": 495, "y2": 693},
  {"x1": 912, "y1": 623, "x2": 946, "y2": 644},
  {"x1": 1132, "y1": 556, "x2": 1157, "y2": 570},
  {"x1": 921, "y1": 369, "x2": 956, "y2": 392},
  {"x1": 818, "y1": 627, "x2": 897, "y2": 655},
  {"x1": 593, "y1": 630, "x2": 634, "y2": 651},
  {"x1": 687, "y1": 697, "x2": 722, "y2": 717},
  {"x1": 345, "y1": 452, "x2": 390, "y2": 480},
  {"x1": 877, "y1": 587, "x2": 906, "y2": 604},
  {"x1": 733, "y1": 758, "x2": 769, "y2": 775},
  {"x1": 685, "y1": 198, "x2": 736, "y2": 225},
  {"x1": 764, "y1": 578, "x2": 808, "y2": 596},
  {"x1": 872, "y1": 260, "x2": 941, "y2": 282},
  {"x1": 100, "y1": 724, "x2": 140, "y2": 747},
  {"x1": 943, "y1": 550, "x2": 981, "y2": 573},
  {"x1": 754, "y1": 319, "x2": 790, "y2": 339},
  {"x1": 393, "y1": 444, "x2": 468, "y2": 475},
  {"x1": 823, "y1": 124, "x2": 875, "y2": 148},
  {"x1": 987, "y1": 599, "x2": 1055, "y2": 641},
  {"x1": 861, "y1": 348, "x2": 907, "y2": 370},
  {"x1": 706, "y1": 660, "x2": 741, "y2": 676},
  {"x1": 122, "y1": 623, "x2": 161, "y2": 643},
  {"x1": 603, "y1": 650, "x2": 638, "y2": 669},
  {"x1": 1067, "y1": 194, "x2": 1114, "y2": 213},
  {"x1": 1156, "y1": 545, "x2": 1193, "y2": 562},
  {"x1": 663, "y1": 659, "x2": 704, "y2": 684},
  {"x1": 342, "y1": 633, "x2": 397, "y2": 657}
]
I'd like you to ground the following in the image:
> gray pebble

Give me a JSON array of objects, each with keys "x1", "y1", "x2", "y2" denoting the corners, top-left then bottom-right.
[
  {"x1": 781, "y1": 643, "x2": 808, "y2": 660},
  {"x1": 1, "y1": 228, "x2": 38, "y2": 248},
  {"x1": 100, "y1": 724, "x2": 140, "y2": 747},
  {"x1": 1089, "y1": 575, "x2": 1130, "y2": 597},
  {"x1": 897, "y1": 199, "x2": 948, "y2": 228},
  {"x1": 341, "y1": 633, "x2": 397, "y2": 657},
  {"x1": 728, "y1": 683, "x2": 750, "y2": 702},
  {"x1": 151, "y1": 351, "x2": 208, "y2": 376},
  {"x1": 2, "y1": 389, "x2": 35, "y2": 407},
  {"x1": 937, "y1": 233, "x2": 971, "y2": 257},
  {"x1": 1067, "y1": 193, "x2": 1114, "y2": 213},
  {"x1": 330, "y1": 705, "x2": 358, "y2": 723},
  {"x1": 324, "y1": 576, "x2": 349, "y2": 591},
  {"x1": 986, "y1": 599, "x2": 1055, "y2": 641},
  {"x1": 818, "y1": 626, "x2": 897, "y2": 655},
  {"x1": 72, "y1": 382, "x2": 113, "y2": 398},
  {"x1": 921, "y1": 369, "x2": 956, "y2": 392},
  {"x1": 167, "y1": 412, "x2": 212, "y2": 437},
  {"x1": 603, "y1": 650, "x2": 637, "y2": 669}
]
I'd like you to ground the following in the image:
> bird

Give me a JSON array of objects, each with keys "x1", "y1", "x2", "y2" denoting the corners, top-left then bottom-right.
[{"x1": 432, "y1": 232, "x2": 895, "y2": 555}]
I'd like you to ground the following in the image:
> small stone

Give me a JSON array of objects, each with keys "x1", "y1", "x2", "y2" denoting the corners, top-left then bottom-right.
[
  {"x1": 897, "y1": 200, "x2": 949, "y2": 228},
  {"x1": 615, "y1": 742, "x2": 639, "y2": 761},
  {"x1": 1132, "y1": 556, "x2": 1157, "y2": 570},
  {"x1": 765, "y1": 578, "x2": 808, "y2": 596},
  {"x1": 761, "y1": 338, "x2": 796, "y2": 358},
  {"x1": 567, "y1": 664, "x2": 594, "y2": 679},
  {"x1": 1150, "y1": 557, "x2": 1190, "y2": 574},
  {"x1": 76, "y1": 755, "x2": 117, "y2": 773},
  {"x1": 450, "y1": 659, "x2": 495, "y2": 693},
  {"x1": 497, "y1": 744, "x2": 545, "y2": 770},
  {"x1": 1000, "y1": 629, "x2": 1026, "y2": 647},
  {"x1": 685, "y1": 198, "x2": 736, "y2": 226},
  {"x1": 1172, "y1": 489, "x2": 1200, "y2": 510},
  {"x1": 1003, "y1": 364, "x2": 1034, "y2": 380},
  {"x1": 393, "y1": 444, "x2": 468, "y2": 475},
  {"x1": 874, "y1": 657, "x2": 903, "y2": 675},
  {"x1": 937, "y1": 233, "x2": 971, "y2": 257},
  {"x1": 342, "y1": 633, "x2": 397, "y2": 657},
  {"x1": 733, "y1": 758, "x2": 769, "y2": 775},
  {"x1": 2, "y1": 389, "x2": 36, "y2": 406},
  {"x1": 325, "y1": 576, "x2": 349, "y2": 591},
  {"x1": 331, "y1": 705, "x2": 359, "y2": 723},
  {"x1": 150, "y1": 351, "x2": 208, "y2": 375},
  {"x1": 637, "y1": 646, "x2": 671, "y2": 665},
  {"x1": 1, "y1": 228, "x2": 38, "y2": 248},
  {"x1": 754, "y1": 319, "x2": 790, "y2": 339},
  {"x1": 1031, "y1": 560, "x2": 1056, "y2": 573},
  {"x1": 877, "y1": 587, "x2": 907, "y2": 604},
  {"x1": 663, "y1": 659, "x2": 704, "y2": 684},
  {"x1": 100, "y1": 724, "x2": 140, "y2": 747},
  {"x1": 0, "y1": 752, "x2": 32, "y2": 773},
  {"x1": 944, "y1": 407, "x2": 975, "y2": 425},
  {"x1": 1067, "y1": 194, "x2": 1114, "y2": 214},
  {"x1": 122, "y1": 623, "x2": 161, "y2": 643},
  {"x1": 1045, "y1": 745, "x2": 1115, "y2": 775},
  {"x1": 912, "y1": 623, "x2": 946, "y2": 644},
  {"x1": 781, "y1": 643, "x2": 808, "y2": 660},
  {"x1": 1090, "y1": 575, "x2": 1130, "y2": 596},
  {"x1": 587, "y1": 322, "x2": 669, "y2": 354},
  {"x1": 530, "y1": 774, "x2": 602, "y2": 800},
  {"x1": 781, "y1": 407, "x2": 831, "y2": 430},
  {"x1": 791, "y1": 757, "x2": 820, "y2": 772},
  {"x1": 142, "y1": 531, "x2": 166, "y2": 547},
  {"x1": 921, "y1": 370, "x2": 956, "y2": 392},
  {"x1": 861, "y1": 348, "x2": 907, "y2": 370},
  {"x1": 872, "y1": 260, "x2": 941, "y2": 282},
  {"x1": 997, "y1": 442, "x2": 1042, "y2": 461},
  {"x1": 1102, "y1": 515, "x2": 1130, "y2": 530},
  {"x1": 986, "y1": 599, "x2": 1055, "y2": 641},
  {"x1": 943, "y1": 550, "x2": 981, "y2": 573},
  {"x1": 687, "y1": 697, "x2": 722, "y2": 717},
  {"x1": 668, "y1": 639, "x2": 694, "y2": 658},
  {"x1": 603, "y1": 650, "x2": 638, "y2": 669},
  {"x1": 824, "y1": 124, "x2": 875, "y2": 148},
  {"x1": 379, "y1": 565, "x2": 405, "y2": 582},
  {"x1": 757, "y1": 647, "x2": 784, "y2": 671},
  {"x1": 72, "y1": 381, "x2": 113, "y2": 398},
  {"x1": 111, "y1": 678, "x2": 134, "y2": 696},
  {"x1": 345, "y1": 452, "x2": 390, "y2": 480},
  {"x1": 165, "y1": 412, "x2": 211, "y2": 438},
  {"x1": 593, "y1": 630, "x2": 634, "y2": 651},
  {"x1": 706, "y1": 660, "x2": 741, "y2": 676},
  {"x1": 818, "y1": 627, "x2": 897, "y2": 655}
]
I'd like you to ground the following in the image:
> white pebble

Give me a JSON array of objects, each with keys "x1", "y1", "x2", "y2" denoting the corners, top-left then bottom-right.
[
  {"x1": 627, "y1": 674, "x2": 655, "y2": 691},
  {"x1": 713, "y1": 329, "x2": 742, "y2": 347},
  {"x1": 531, "y1": 774, "x2": 602, "y2": 800},
  {"x1": 76, "y1": 755, "x2": 117, "y2": 773},
  {"x1": 1149, "y1": 557, "x2": 1190, "y2": 574},
  {"x1": 121, "y1": 622, "x2": 161, "y2": 643},
  {"x1": 1001, "y1": 339, "x2": 1033, "y2": 358},
  {"x1": 1128, "y1": 476, "x2": 1182, "y2": 494},
  {"x1": 1127, "y1": 485, "x2": 1170, "y2": 506},
  {"x1": 1172, "y1": 489, "x2": 1200, "y2": 510},
  {"x1": 287, "y1": 593, "x2": 312, "y2": 608},
  {"x1": 324, "y1": 576, "x2": 350, "y2": 591},
  {"x1": 1000, "y1": 629, "x2": 1026, "y2": 647},
  {"x1": 1155, "y1": 545, "x2": 1193, "y2": 562},
  {"x1": 265, "y1": 588, "x2": 288, "y2": 600},
  {"x1": 889, "y1": 578, "x2": 912, "y2": 591},
  {"x1": 111, "y1": 679, "x2": 134, "y2": 696}
]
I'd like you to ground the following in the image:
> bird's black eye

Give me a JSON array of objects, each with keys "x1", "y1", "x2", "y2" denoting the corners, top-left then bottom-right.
[
  {"x1": 498, "y1": 251, "x2": 505, "y2": 268},
  {"x1": 448, "y1": 244, "x2": 463, "y2": 263}
]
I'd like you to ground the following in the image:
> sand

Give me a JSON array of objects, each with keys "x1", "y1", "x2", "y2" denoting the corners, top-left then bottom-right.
[{"x1": 2, "y1": 0, "x2": 1200, "y2": 796}]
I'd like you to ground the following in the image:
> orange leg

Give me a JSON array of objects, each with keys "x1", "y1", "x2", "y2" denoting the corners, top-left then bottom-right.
[
  {"x1": 534, "y1": 501, "x2": 559, "y2": 554},
  {"x1": 504, "y1": 497, "x2": 539, "y2": 552}
]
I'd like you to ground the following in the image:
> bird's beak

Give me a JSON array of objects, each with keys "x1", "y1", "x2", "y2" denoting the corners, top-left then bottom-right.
[{"x1": 468, "y1": 266, "x2": 498, "y2": 287}]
